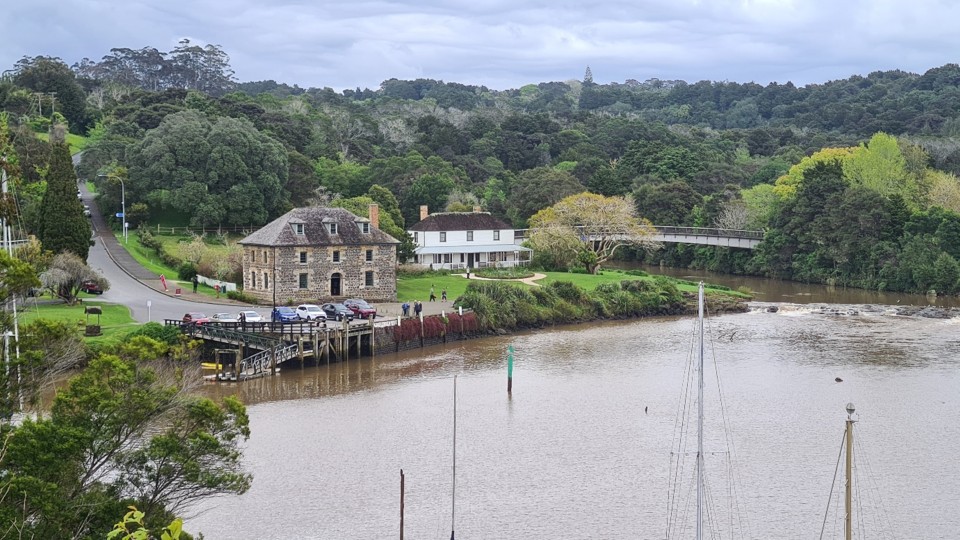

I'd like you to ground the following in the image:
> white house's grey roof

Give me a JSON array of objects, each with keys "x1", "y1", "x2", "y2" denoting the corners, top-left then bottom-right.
[
  {"x1": 239, "y1": 207, "x2": 399, "y2": 247},
  {"x1": 409, "y1": 212, "x2": 512, "y2": 232}
]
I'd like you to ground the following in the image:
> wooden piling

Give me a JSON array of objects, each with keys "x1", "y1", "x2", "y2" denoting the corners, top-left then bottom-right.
[{"x1": 400, "y1": 469, "x2": 405, "y2": 540}]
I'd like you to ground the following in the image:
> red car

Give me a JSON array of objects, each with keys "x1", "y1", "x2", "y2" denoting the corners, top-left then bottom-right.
[
  {"x1": 343, "y1": 298, "x2": 377, "y2": 319},
  {"x1": 182, "y1": 312, "x2": 210, "y2": 324}
]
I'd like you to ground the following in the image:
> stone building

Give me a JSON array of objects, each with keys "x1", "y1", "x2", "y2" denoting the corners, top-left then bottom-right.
[{"x1": 239, "y1": 205, "x2": 399, "y2": 305}]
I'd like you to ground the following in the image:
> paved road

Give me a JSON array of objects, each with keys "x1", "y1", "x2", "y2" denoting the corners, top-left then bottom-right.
[{"x1": 82, "y1": 183, "x2": 257, "y2": 323}]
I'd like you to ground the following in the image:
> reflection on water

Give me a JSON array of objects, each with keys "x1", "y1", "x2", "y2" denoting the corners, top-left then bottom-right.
[
  {"x1": 615, "y1": 263, "x2": 960, "y2": 308},
  {"x1": 189, "y1": 310, "x2": 960, "y2": 539}
]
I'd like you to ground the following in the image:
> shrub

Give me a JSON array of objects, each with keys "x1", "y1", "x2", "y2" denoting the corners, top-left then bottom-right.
[
  {"x1": 126, "y1": 322, "x2": 182, "y2": 345},
  {"x1": 178, "y1": 262, "x2": 197, "y2": 280},
  {"x1": 226, "y1": 290, "x2": 258, "y2": 303}
]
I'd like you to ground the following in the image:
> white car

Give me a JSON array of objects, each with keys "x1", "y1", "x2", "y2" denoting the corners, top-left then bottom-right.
[
  {"x1": 238, "y1": 310, "x2": 264, "y2": 323},
  {"x1": 211, "y1": 312, "x2": 238, "y2": 323},
  {"x1": 295, "y1": 304, "x2": 326, "y2": 321}
]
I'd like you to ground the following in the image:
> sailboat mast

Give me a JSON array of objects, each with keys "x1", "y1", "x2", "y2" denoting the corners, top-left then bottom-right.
[
  {"x1": 696, "y1": 282, "x2": 705, "y2": 540},
  {"x1": 845, "y1": 403, "x2": 856, "y2": 540},
  {"x1": 451, "y1": 375, "x2": 457, "y2": 540}
]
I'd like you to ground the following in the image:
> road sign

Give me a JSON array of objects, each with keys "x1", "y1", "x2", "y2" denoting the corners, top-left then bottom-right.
[{"x1": 115, "y1": 212, "x2": 124, "y2": 218}]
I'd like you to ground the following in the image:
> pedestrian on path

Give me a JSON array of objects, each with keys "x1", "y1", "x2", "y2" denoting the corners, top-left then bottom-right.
[
  {"x1": 441, "y1": 288, "x2": 447, "y2": 301},
  {"x1": 414, "y1": 300, "x2": 422, "y2": 317},
  {"x1": 429, "y1": 284, "x2": 436, "y2": 302},
  {"x1": 192, "y1": 275, "x2": 199, "y2": 293},
  {"x1": 402, "y1": 302, "x2": 410, "y2": 317}
]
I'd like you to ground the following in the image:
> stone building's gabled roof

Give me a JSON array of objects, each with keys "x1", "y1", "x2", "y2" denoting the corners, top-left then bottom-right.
[
  {"x1": 408, "y1": 212, "x2": 512, "y2": 232},
  {"x1": 239, "y1": 207, "x2": 399, "y2": 247}
]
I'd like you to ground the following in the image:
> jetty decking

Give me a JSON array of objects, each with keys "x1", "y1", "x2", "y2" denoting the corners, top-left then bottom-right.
[{"x1": 164, "y1": 319, "x2": 390, "y2": 381}]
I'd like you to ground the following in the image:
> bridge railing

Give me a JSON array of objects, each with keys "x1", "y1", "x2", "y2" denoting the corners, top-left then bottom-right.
[
  {"x1": 653, "y1": 226, "x2": 765, "y2": 240},
  {"x1": 237, "y1": 343, "x2": 299, "y2": 378}
]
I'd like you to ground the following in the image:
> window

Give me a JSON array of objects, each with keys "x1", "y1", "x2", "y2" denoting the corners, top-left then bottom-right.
[
  {"x1": 252, "y1": 251, "x2": 257, "y2": 263},
  {"x1": 414, "y1": 232, "x2": 418, "y2": 243},
  {"x1": 294, "y1": 223, "x2": 304, "y2": 235},
  {"x1": 251, "y1": 271, "x2": 257, "y2": 288},
  {"x1": 467, "y1": 231, "x2": 474, "y2": 241},
  {"x1": 365, "y1": 270, "x2": 374, "y2": 287},
  {"x1": 299, "y1": 251, "x2": 307, "y2": 264},
  {"x1": 263, "y1": 250, "x2": 268, "y2": 262},
  {"x1": 460, "y1": 254, "x2": 464, "y2": 263},
  {"x1": 433, "y1": 254, "x2": 442, "y2": 264},
  {"x1": 264, "y1": 273, "x2": 269, "y2": 289},
  {"x1": 443, "y1": 253, "x2": 452, "y2": 263},
  {"x1": 365, "y1": 249, "x2": 373, "y2": 262},
  {"x1": 361, "y1": 222, "x2": 370, "y2": 233},
  {"x1": 494, "y1": 230, "x2": 500, "y2": 241},
  {"x1": 440, "y1": 232, "x2": 447, "y2": 242},
  {"x1": 332, "y1": 250, "x2": 340, "y2": 263},
  {"x1": 299, "y1": 273, "x2": 308, "y2": 289},
  {"x1": 328, "y1": 223, "x2": 338, "y2": 234}
]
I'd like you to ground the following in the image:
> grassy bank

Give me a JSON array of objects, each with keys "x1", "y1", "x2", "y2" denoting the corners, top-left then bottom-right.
[{"x1": 18, "y1": 300, "x2": 139, "y2": 345}]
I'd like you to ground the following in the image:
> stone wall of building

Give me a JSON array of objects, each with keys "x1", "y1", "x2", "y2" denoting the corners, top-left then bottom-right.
[{"x1": 242, "y1": 244, "x2": 397, "y2": 305}]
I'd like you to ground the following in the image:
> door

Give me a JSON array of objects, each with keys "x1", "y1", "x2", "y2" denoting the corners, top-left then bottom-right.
[
  {"x1": 330, "y1": 273, "x2": 342, "y2": 296},
  {"x1": 467, "y1": 253, "x2": 475, "y2": 268}
]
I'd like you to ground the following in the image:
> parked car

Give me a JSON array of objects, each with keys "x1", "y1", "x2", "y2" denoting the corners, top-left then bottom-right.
[
  {"x1": 182, "y1": 312, "x2": 210, "y2": 324},
  {"x1": 83, "y1": 205, "x2": 91, "y2": 217},
  {"x1": 271, "y1": 306, "x2": 298, "y2": 323},
  {"x1": 238, "y1": 310, "x2": 264, "y2": 323},
  {"x1": 343, "y1": 298, "x2": 377, "y2": 319},
  {"x1": 210, "y1": 312, "x2": 238, "y2": 323},
  {"x1": 321, "y1": 303, "x2": 355, "y2": 321},
  {"x1": 80, "y1": 280, "x2": 103, "y2": 294},
  {"x1": 295, "y1": 304, "x2": 326, "y2": 321}
]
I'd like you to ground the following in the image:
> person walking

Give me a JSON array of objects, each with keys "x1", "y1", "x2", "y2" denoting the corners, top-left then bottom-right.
[
  {"x1": 441, "y1": 288, "x2": 447, "y2": 301},
  {"x1": 191, "y1": 274, "x2": 199, "y2": 293},
  {"x1": 402, "y1": 302, "x2": 410, "y2": 317},
  {"x1": 414, "y1": 300, "x2": 422, "y2": 317},
  {"x1": 429, "y1": 284, "x2": 436, "y2": 302},
  {"x1": 239, "y1": 311, "x2": 246, "y2": 331}
]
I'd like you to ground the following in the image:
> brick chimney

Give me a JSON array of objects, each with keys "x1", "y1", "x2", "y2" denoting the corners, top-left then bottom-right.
[
  {"x1": 368, "y1": 203, "x2": 379, "y2": 229},
  {"x1": 473, "y1": 205, "x2": 482, "y2": 213},
  {"x1": 420, "y1": 205, "x2": 429, "y2": 221}
]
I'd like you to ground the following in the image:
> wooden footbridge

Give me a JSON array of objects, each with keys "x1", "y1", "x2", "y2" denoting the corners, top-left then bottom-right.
[{"x1": 165, "y1": 319, "x2": 391, "y2": 381}]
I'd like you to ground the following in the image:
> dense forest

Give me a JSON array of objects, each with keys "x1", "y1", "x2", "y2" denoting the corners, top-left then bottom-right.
[{"x1": 4, "y1": 44, "x2": 960, "y2": 294}]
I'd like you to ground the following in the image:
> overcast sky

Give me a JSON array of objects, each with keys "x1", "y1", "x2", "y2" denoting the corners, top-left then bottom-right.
[{"x1": 5, "y1": 0, "x2": 959, "y2": 91}]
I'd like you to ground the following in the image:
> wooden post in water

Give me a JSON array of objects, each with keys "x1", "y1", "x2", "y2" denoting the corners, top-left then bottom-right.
[
  {"x1": 298, "y1": 337, "x2": 305, "y2": 368},
  {"x1": 270, "y1": 347, "x2": 276, "y2": 375},
  {"x1": 419, "y1": 312, "x2": 424, "y2": 348},
  {"x1": 400, "y1": 469, "x2": 405, "y2": 540},
  {"x1": 507, "y1": 344, "x2": 514, "y2": 394}
]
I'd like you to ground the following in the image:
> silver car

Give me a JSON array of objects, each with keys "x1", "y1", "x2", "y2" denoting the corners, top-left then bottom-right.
[
  {"x1": 295, "y1": 304, "x2": 326, "y2": 321},
  {"x1": 238, "y1": 310, "x2": 264, "y2": 323}
]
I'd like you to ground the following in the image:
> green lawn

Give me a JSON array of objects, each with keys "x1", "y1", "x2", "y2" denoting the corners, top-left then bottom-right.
[
  {"x1": 397, "y1": 269, "x2": 747, "y2": 302},
  {"x1": 18, "y1": 299, "x2": 139, "y2": 344},
  {"x1": 37, "y1": 132, "x2": 89, "y2": 154},
  {"x1": 114, "y1": 232, "x2": 236, "y2": 300}
]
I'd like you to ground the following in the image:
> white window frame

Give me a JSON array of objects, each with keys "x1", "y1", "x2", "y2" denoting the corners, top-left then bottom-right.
[
  {"x1": 440, "y1": 232, "x2": 447, "y2": 242},
  {"x1": 494, "y1": 230, "x2": 500, "y2": 241},
  {"x1": 328, "y1": 223, "x2": 338, "y2": 234},
  {"x1": 467, "y1": 231, "x2": 473, "y2": 241},
  {"x1": 360, "y1": 222, "x2": 370, "y2": 233},
  {"x1": 294, "y1": 223, "x2": 304, "y2": 235}
]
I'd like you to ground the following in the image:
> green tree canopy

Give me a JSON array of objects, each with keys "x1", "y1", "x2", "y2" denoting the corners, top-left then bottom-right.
[
  {"x1": 126, "y1": 110, "x2": 288, "y2": 227},
  {"x1": 36, "y1": 142, "x2": 91, "y2": 260}
]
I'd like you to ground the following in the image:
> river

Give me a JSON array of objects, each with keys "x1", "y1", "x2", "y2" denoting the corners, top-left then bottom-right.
[{"x1": 186, "y1": 277, "x2": 960, "y2": 539}]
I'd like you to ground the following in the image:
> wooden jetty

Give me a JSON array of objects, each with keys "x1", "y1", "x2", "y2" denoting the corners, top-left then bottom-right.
[{"x1": 164, "y1": 318, "x2": 391, "y2": 382}]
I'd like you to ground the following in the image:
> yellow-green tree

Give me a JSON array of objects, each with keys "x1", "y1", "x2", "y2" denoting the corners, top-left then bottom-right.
[
  {"x1": 773, "y1": 146, "x2": 855, "y2": 199},
  {"x1": 529, "y1": 192, "x2": 659, "y2": 274}
]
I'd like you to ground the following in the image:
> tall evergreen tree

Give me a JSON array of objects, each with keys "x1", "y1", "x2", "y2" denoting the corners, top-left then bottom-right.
[{"x1": 36, "y1": 143, "x2": 90, "y2": 261}]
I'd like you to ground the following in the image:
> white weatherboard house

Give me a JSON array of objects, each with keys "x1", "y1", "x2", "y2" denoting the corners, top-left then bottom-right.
[{"x1": 408, "y1": 206, "x2": 532, "y2": 270}]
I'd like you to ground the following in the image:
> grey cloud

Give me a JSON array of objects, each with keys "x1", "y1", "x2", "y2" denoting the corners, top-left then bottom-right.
[{"x1": 3, "y1": 0, "x2": 960, "y2": 90}]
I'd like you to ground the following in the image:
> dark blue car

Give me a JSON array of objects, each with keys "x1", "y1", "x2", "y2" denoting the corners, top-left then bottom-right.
[{"x1": 271, "y1": 306, "x2": 298, "y2": 323}]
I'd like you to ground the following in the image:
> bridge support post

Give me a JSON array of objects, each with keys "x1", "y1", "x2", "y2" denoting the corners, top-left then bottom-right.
[
  {"x1": 270, "y1": 347, "x2": 276, "y2": 375},
  {"x1": 298, "y1": 337, "x2": 305, "y2": 369}
]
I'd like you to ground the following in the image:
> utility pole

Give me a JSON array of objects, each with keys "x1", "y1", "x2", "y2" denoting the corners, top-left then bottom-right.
[{"x1": 48, "y1": 92, "x2": 56, "y2": 117}]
